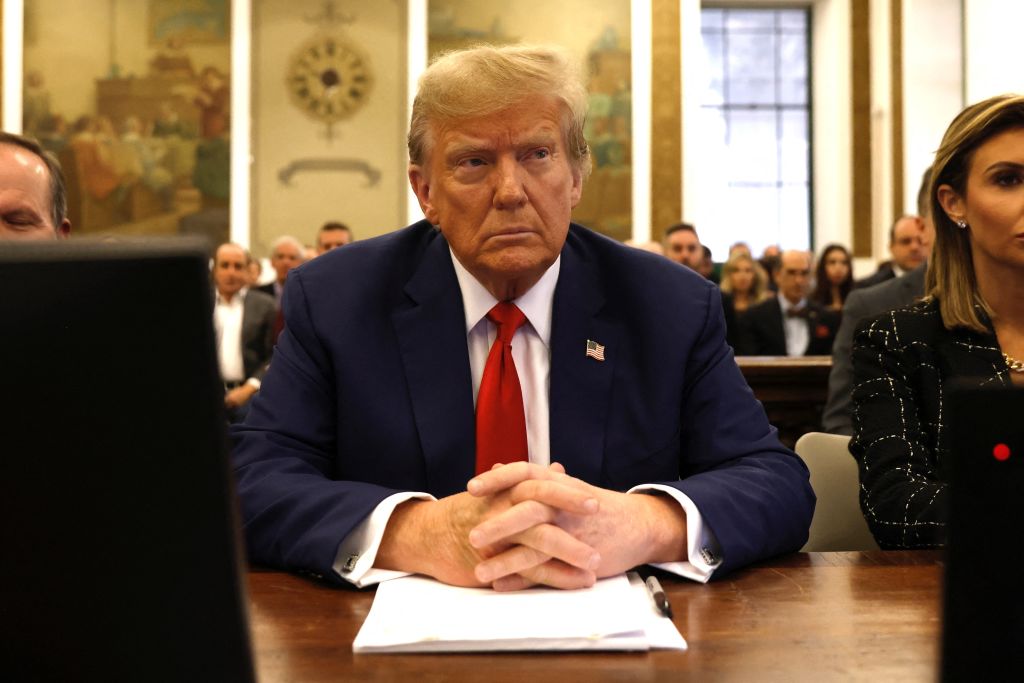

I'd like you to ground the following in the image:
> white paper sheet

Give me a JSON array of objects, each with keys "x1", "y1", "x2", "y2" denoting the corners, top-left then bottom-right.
[{"x1": 352, "y1": 572, "x2": 687, "y2": 653}]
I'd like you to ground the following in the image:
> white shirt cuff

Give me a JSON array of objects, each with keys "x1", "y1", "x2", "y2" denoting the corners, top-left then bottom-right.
[
  {"x1": 627, "y1": 483, "x2": 723, "y2": 584},
  {"x1": 332, "y1": 491, "x2": 436, "y2": 588}
]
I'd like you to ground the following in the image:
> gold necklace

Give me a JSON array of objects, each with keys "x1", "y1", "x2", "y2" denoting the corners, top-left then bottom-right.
[{"x1": 1003, "y1": 352, "x2": 1024, "y2": 373}]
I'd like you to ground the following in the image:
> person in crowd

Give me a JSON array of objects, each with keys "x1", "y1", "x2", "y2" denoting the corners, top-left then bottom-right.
[
  {"x1": 212, "y1": 243, "x2": 277, "y2": 424},
  {"x1": 247, "y1": 254, "x2": 263, "y2": 287},
  {"x1": 811, "y1": 244, "x2": 853, "y2": 311},
  {"x1": 728, "y1": 241, "x2": 752, "y2": 259},
  {"x1": 663, "y1": 222, "x2": 702, "y2": 270},
  {"x1": 850, "y1": 94, "x2": 1024, "y2": 548},
  {"x1": 736, "y1": 250, "x2": 839, "y2": 356},
  {"x1": 0, "y1": 131, "x2": 71, "y2": 240},
  {"x1": 256, "y1": 235, "x2": 305, "y2": 305},
  {"x1": 697, "y1": 245, "x2": 719, "y2": 283},
  {"x1": 316, "y1": 221, "x2": 353, "y2": 254},
  {"x1": 231, "y1": 44, "x2": 813, "y2": 592},
  {"x1": 759, "y1": 244, "x2": 781, "y2": 292},
  {"x1": 855, "y1": 215, "x2": 928, "y2": 288},
  {"x1": 822, "y1": 167, "x2": 934, "y2": 435},
  {"x1": 720, "y1": 252, "x2": 771, "y2": 314}
]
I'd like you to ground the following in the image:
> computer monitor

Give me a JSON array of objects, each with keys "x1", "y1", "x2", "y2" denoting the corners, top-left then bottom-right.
[
  {"x1": 943, "y1": 383, "x2": 1024, "y2": 681},
  {"x1": 0, "y1": 238, "x2": 255, "y2": 682}
]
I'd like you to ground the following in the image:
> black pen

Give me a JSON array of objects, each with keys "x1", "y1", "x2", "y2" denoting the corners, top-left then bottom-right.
[{"x1": 645, "y1": 575, "x2": 673, "y2": 619}]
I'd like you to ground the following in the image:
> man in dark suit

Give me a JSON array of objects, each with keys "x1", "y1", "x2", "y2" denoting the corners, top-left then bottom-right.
[
  {"x1": 231, "y1": 44, "x2": 813, "y2": 592},
  {"x1": 855, "y1": 215, "x2": 928, "y2": 289},
  {"x1": 822, "y1": 264, "x2": 926, "y2": 434},
  {"x1": 256, "y1": 235, "x2": 304, "y2": 305},
  {"x1": 212, "y1": 243, "x2": 277, "y2": 423},
  {"x1": 824, "y1": 166, "x2": 935, "y2": 434},
  {"x1": 737, "y1": 250, "x2": 839, "y2": 356}
]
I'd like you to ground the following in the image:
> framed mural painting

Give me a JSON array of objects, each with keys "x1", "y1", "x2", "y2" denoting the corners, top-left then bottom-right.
[{"x1": 22, "y1": 0, "x2": 231, "y2": 241}]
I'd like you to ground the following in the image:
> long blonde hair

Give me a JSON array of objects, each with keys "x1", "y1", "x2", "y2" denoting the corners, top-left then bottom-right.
[
  {"x1": 926, "y1": 94, "x2": 1024, "y2": 332},
  {"x1": 720, "y1": 253, "x2": 769, "y2": 304}
]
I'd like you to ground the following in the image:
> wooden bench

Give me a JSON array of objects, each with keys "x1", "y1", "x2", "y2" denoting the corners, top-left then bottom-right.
[{"x1": 736, "y1": 355, "x2": 831, "y2": 449}]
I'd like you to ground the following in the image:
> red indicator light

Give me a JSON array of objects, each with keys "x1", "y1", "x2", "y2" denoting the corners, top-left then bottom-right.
[{"x1": 993, "y1": 443, "x2": 1011, "y2": 461}]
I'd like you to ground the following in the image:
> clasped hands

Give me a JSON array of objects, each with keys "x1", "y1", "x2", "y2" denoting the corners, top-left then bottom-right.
[{"x1": 379, "y1": 462, "x2": 687, "y2": 591}]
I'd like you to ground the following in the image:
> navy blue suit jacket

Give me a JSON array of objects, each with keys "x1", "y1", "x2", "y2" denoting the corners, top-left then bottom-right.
[{"x1": 231, "y1": 221, "x2": 814, "y2": 580}]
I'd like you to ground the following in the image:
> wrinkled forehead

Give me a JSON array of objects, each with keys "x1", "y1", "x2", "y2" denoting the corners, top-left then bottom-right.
[{"x1": 426, "y1": 97, "x2": 571, "y2": 156}]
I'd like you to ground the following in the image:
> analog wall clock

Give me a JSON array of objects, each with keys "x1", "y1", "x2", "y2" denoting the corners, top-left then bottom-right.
[{"x1": 287, "y1": 34, "x2": 373, "y2": 128}]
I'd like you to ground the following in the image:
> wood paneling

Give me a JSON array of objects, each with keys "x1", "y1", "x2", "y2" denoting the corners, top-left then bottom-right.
[
  {"x1": 851, "y1": 0, "x2": 872, "y2": 257},
  {"x1": 651, "y1": 0, "x2": 682, "y2": 239}
]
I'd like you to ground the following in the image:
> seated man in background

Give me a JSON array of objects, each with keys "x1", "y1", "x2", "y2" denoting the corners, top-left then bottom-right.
[
  {"x1": 855, "y1": 214, "x2": 928, "y2": 289},
  {"x1": 232, "y1": 44, "x2": 814, "y2": 592},
  {"x1": 737, "y1": 250, "x2": 839, "y2": 356},
  {"x1": 212, "y1": 243, "x2": 277, "y2": 424},
  {"x1": 822, "y1": 168, "x2": 934, "y2": 435},
  {"x1": 316, "y1": 221, "x2": 353, "y2": 254},
  {"x1": 662, "y1": 222, "x2": 702, "y2": 271},
  {"x1": 256, "y1": 235, "x2": 305, "y2": 305},
  {"x1": 0, "y1": 131, "x2": 71, "y2": 240}
]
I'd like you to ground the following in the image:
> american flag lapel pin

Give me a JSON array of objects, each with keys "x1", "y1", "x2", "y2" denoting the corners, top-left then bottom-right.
[{"x1": 585, "y1": 339, "x2": 606, "y2": 362}]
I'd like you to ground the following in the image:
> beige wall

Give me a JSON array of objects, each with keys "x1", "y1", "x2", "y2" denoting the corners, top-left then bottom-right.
[{"x1": 251, "y1": 0, "x2": 408, "y2": 257}]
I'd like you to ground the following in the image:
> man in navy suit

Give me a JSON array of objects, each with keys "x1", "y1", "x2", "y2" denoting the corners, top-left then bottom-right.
[{"x1": 232, "y1": 45, "x2": 813, "y2": 591}]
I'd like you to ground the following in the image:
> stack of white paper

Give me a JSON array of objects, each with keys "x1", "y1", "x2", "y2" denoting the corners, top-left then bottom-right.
[{"x1": 352, "y1": 572, "x2": 687, "y2": 653}]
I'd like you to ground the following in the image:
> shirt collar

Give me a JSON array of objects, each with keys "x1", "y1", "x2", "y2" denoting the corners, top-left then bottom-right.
[
  {"x1": 449, "y1": 248, "x2": 560, "y2": 347},
  {"x1": 777, "y1": 293, "x2": 806, "y2": 313},
  {"x1": 216, "y1": 287, "x2": 248, "y2": 306}
]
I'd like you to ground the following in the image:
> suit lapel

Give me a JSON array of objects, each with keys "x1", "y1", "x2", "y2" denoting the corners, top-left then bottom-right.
[
  {"x1": 548, "y1": 235, "x2": 619, "y2": 485},
  {"x1": 391, "y1": 233, "x2": 476, "y2": 495}
]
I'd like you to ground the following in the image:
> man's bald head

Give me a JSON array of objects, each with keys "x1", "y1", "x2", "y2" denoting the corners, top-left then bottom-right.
[{"x1": 775, "y1": 249, "x2": 812, "y2": 305}]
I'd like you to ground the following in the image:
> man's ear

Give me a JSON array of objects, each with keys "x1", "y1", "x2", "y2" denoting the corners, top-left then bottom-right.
[
  {"x1": 569, "y1": 167, "x2": 583, "y2": 209},
  {"x1": 936, "y1": 184, "x2": 964, "y2": 224},
  {"x1": 56, "y1": 218, "x2": 71, "y2": 239},
  {"x1": 408, "y1": 165, "x2": 439, "y2": 224}
]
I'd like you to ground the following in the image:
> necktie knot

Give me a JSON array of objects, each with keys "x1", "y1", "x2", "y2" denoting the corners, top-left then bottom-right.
[{"x1": 486, "y1": 302, "x2": 527, "y2": 344}]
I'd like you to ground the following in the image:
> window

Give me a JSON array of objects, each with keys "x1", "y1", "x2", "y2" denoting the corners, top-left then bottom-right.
[{"x1": 699, "y1": 6, "x2": 811, "y2": 257}]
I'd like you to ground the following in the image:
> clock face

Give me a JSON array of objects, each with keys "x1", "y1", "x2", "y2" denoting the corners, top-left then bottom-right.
[{"x1": 287, "y1": 35, "x2": 373, "y2": 124}]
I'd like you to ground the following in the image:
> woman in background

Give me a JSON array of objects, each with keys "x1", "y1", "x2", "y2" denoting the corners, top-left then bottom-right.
[
  {"x1": 811, "y1": 244, "x2": 853, "y2": 311},
  {"x1": 719, "y1": 252, "x2": 770, "y2": 314},
  {"x1": 850, "y1": 94, "x2": 1024, "y2": 549}
]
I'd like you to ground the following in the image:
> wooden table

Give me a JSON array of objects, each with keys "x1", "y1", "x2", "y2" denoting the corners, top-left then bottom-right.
[{"x1": 247, "y1": 551, "x2": 941, "y2": 682}]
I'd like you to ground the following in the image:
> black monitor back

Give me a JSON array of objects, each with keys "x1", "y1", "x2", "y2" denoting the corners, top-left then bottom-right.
[
  {"x1": 943, "y1": 384, "x2": 1024, "y2": 681},
  {"x1": 0, "y1": 239, "x2": 255, "y2": 683}
]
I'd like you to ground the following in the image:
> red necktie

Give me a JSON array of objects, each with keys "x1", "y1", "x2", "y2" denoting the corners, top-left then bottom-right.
[{"x1": 475, "y1": 302, "x2": 529, "y2": 475}]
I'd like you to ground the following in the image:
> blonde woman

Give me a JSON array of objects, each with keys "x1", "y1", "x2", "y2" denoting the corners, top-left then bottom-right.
[
  {"x1": 850, "y1": 94, "x2": 1024, "y2": 549},
  {"x1": 719, "y1": 252, "x2": 770, "y2": 314}
]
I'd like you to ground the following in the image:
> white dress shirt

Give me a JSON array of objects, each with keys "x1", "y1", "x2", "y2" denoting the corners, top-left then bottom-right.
[
  {"x1": 779, "y1": 294, "x2": 810, "y2": 357},
  {"x1": 334, "y1": 251, "x2": 722, "y2": 586},
  {"x1": 214, "y1": 289, "x2": 247, "y2": 383}
]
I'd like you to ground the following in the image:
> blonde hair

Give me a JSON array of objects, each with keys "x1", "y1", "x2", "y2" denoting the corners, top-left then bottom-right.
[
  {"x1": 926, "y1": 94, "x2": 1024, "y2": 332},
  {"x1": 408, "y1": 44, "x2": 591, "y2": 180},
  {"x1": 720, "y1": 253, "x2": 769, "y2": 303}
]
